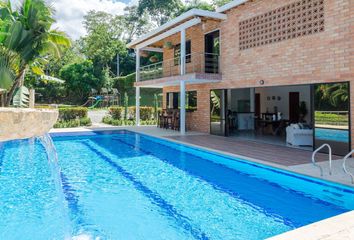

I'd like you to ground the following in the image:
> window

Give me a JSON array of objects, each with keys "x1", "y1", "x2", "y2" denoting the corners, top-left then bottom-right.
[
  {"x1": 174, "y1": 40, "x2": 191, "y2": 65},
  {"x1": 166, "y1": 91, "x2": 197, "y2": 111}
]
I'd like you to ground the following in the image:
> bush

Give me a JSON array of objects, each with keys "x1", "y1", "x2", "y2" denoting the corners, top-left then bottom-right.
[
  {"x1": 58, "y1": 107, "x2": 88, "y2": 121},
  {"x1": 54, "y1": 117, "x2": 92, "y2": 128},
  {"x1": 102, "y1": 116, "x2": 156, "y2": 126},
  {"x1": 140, "y1": 107, "x2": 154, "y2": 120},
  {"x1": 109, "y1": 106, "x2": 124, "y2": 119}
]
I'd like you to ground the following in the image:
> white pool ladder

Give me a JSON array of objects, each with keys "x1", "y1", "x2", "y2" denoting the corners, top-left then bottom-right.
[
  {"x1": 312, "y1": 144, "x2": 332, "y2": 176},
  {"x1": 342, "y1": 150, "x2": 354, "y2": 184}
]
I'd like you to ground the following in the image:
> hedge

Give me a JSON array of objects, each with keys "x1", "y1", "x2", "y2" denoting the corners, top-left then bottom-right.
[
  {"x1": 109, "y1": 106, "x2": 124, "y2": 119},
  {"x1": 314, "y1": 112, "x2": 348, "y2": 126},
  {"x1": 102, "y1": 116, "x2": 156, "y2": 126},
  {"x1": 54, "y1": 117, "x2": 91, "y2": 128},
  {"x1": 58, "y1": 107, "x2": 88, "y2": 121},
  {"x1": 108, "y1": 106, "x2": 154, "y2": 121},
  {"x1": 113, "y1": 73, "x2": 162, "y2": 107},
  {"x1": 54, "y1": 107, "x2": 91, "y2": 128}
]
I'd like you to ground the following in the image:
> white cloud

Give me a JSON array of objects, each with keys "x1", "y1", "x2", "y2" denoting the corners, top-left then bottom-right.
[
  {"x1": 52, "y1": 0, "x2": 127, "y2": 40},
  {"x1": 10, "y1": 0, "x2": 128, "y2": 40}
]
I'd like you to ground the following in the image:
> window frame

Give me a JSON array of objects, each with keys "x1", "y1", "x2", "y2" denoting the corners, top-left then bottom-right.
[{"x1": 174, "y1": 40, "x2": 191, "y2": 66}]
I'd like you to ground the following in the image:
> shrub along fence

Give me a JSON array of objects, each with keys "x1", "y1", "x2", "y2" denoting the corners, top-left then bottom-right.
[
  {"x1": 113, "y1": 73, "x2": 162, "y2": 106},
  {"x1": 54, "y1": 107, "x2": 92, "y2": 128},
  {"x1": 102, "y1": 106, "x2": 158, "y2": 126}
]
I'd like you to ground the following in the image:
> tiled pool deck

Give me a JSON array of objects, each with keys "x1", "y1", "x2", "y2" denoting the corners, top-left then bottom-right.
[{"x1": 51, "y1": 125, "x2": 354, "y2": 240}]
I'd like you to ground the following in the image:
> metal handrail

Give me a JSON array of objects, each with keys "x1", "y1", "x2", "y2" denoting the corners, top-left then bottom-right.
[
  {"x1": 311, "y1": 143, "x2": 332, "y2": 176},
  {"x1": 138, "y1": 52, "x2": 220, "y2": 81},
  {"x1": 342, "y1": 150, "x2": 354, "y2": 184}
]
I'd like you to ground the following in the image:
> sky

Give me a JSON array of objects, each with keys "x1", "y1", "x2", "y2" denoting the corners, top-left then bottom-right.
[{"x1": 10, "y1": 0, "x2": 134, "y2": 40}]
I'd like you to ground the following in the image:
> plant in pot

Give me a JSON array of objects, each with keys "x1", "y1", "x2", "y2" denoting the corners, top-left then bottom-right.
[
  {"x1": 299, "y1": 101, "x2": 308, "y2": 123},
  {"x1": 164, "y1": 41, "x2": 174, "y2": 49},
  {"x1": 149, "y1": 55, "x2": 159, "y2": 63}
]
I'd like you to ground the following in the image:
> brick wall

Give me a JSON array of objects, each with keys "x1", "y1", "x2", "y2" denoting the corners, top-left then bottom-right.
[
  {"x1": 162, "y1": 20, "x2": 220, "y2": 77},
  {"x1": 157, "y1": 0, "x2": 354, "y2": 149},
  {"x1": 163, "y1": 84, "x2": 211, "y2": 133}
]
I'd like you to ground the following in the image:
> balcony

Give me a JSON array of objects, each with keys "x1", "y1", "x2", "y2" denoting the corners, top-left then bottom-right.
[{"x1": 138, "y1": 52, "x2": 220, "y2": 82}]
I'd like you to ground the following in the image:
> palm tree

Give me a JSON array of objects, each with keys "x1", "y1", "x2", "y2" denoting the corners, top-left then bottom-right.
[
  {"x1": 0, "y1": 0, "x2": 71, "y2": 106},
  {"x1": 315, "y1": 83, "x2": 348, "y2": 109}
]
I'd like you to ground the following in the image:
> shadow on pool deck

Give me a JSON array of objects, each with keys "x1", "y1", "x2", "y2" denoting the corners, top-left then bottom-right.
[{"x1": 167, "y1": 134, "x2": 340, "y2": 166}]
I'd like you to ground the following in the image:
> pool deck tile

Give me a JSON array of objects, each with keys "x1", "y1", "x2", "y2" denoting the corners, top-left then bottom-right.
[{"x1": 267, "y1": 211, "x2": 354, "y2": 240}]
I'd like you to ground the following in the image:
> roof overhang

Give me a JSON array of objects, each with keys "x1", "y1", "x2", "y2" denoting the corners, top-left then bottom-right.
[
  {"x1": 216, "y1": 0, "x2": 249, "y2": 13},
  {"x1": 127, "y1": 9, "x2": 227, "y2": 49}
]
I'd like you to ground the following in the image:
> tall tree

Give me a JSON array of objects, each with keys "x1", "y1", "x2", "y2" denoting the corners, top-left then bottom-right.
[
  {"x1": 81, "y1": 11, "x2": 125, "y2": 68},
  {"x1": 138, "y1": 0, "x2": 183, "y2": 26},
  {"x1": 123, "y1": 6, "x2": 152, "y2": 42},
  {"x1": 0, "y1": 0, "x2": 70, "y2": 106}
]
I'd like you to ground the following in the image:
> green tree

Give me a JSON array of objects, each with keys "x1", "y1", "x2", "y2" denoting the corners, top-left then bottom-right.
[
  {"x1": 59, "y1": 60, "x2": 101, "y2": 104},
  {"x1": 176, "y1": 0, "x2": 214, "y2": 16},
  {"x1": 81, "y1": 11, "x2": 126, "y2": 68},
  {"x1": 138, "y1": 0, "x2": 183, "y2": 26},
  {"x1": 212, "y1": 0, "x2": 232, "y2": 7},
  {"x1": 0, "y1": 0, "x2": 70, "y2": 106},
  {"x1": 123, "y1": 6, "x2": 152, "y2": 43}
]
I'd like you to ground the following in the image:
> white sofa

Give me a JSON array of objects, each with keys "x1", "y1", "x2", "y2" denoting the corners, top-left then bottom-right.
[{"x1": 286, "y1": 124, "x2": 313, "y2": 146}]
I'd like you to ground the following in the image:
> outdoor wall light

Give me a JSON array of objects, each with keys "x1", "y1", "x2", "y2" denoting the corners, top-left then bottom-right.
[{"x1": 259, "y1": 80, "x2": 265, "y2": 85}]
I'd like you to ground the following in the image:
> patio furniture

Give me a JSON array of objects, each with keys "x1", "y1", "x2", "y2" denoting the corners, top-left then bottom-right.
[
  {"x1": 172, "y1": 111, "x2": 180, "y2": 130},
  {"x1": 286, "y1": 124, "x2": 313, "y2": 146}
]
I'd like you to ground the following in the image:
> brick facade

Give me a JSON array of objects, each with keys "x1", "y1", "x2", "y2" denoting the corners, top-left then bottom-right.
[{"x1": 144, "y1": 0, "x2": 354, "y2": 146}]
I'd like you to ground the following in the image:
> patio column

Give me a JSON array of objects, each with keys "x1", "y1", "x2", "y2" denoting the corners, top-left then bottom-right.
[
  {"x1": 136, "y1": 48, "x2": 140, "y2": 81},
  {"x1": 180, "y1": 29, "x2": 186, "y2": 135},
  {"x1": 180, "y1": 80, "x2": 186, "y2": 135},
  {"x1": 136, "y1": 86, "x2": 140, "y2": 126},
  {"x1": 135, "y1": 48, "x2": 140, "y2": 126}
]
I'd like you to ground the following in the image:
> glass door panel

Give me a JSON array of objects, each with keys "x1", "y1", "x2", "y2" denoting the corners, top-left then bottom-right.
[
  {"x1": 313, "y1": 82, "x2": 350, "y2": 155},
  {"x1": 210, "y1": 89, "x2": 227, "y2": 136}
]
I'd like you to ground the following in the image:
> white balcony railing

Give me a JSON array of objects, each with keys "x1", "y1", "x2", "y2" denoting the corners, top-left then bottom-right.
[{"x1": 139, "y1": 52, "x2": 219, "y2": 81}]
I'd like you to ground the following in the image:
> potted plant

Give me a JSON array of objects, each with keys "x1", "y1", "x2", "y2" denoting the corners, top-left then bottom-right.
[
  {"x1": 149, "y1": 55, "x2": 159, "y2": 63},
  {"x1": 164, "y1": 41, "x2": 174, "y2": 49}
]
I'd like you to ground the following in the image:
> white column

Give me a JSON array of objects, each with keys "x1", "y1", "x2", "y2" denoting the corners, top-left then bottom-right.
[
  {"x1": 180, "y1": 80, "x2": 186, "y2": 135},
  {"x1": 135, "y1": 48, "x2": 140, "y2": 126},
  {"x1": 136, "y1": 86, "x2": 140, "y2": 126},
  {"x1": 136, "y1": 48, "x2": 140, "y2": 82},
  {"x1": 180, "y1": 29, "x2": 186, "y2": 75}
]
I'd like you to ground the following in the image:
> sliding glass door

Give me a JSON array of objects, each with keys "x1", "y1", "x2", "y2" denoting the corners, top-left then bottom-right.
[
  {"x1": 210, "y1": 89, "x2": 228, "y2": 136},
  {"x1": 313, "y1": 82, "x2": 350, "y2": 155}
]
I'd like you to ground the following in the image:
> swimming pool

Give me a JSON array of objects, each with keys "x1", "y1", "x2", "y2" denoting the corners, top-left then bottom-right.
[{"x1": 0, "y1": 130, "x2": 353, "y2": 239}]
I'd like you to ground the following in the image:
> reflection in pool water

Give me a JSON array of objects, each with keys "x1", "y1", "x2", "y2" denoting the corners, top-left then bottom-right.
[{"x1": 315, "y1": 128, "x2": 349, "y2": 143}]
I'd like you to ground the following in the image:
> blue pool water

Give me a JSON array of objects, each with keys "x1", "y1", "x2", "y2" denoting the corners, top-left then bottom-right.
[
  {"x1": 315, "y1": 128, "x2": 349, "y2": 143},
  {"x1": 0, "y1": 130, "x2": 353, "y2": 240}
]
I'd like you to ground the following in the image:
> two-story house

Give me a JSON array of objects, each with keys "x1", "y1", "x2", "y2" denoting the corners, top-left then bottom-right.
[{"x1": 127, "y1": 0, "x2": 353, "y2": 155}]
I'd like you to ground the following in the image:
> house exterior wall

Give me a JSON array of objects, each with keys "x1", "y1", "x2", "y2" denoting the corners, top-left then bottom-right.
[
  {"x1": 161, "y1": 20, "x2": 220, "y2": 77},
  {"x1": 158, "y1": 0, "x2": 353, "y2": 146}
]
